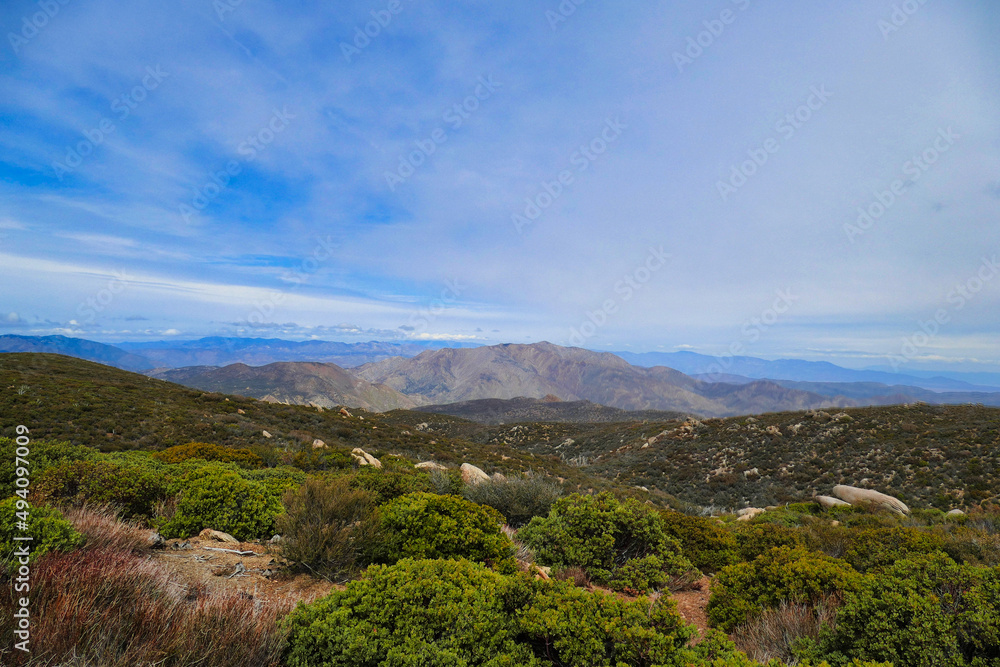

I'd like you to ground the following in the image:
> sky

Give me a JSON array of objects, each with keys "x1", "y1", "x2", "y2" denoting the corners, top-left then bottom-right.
[{"x1": 1, "y1": 0, "x2": 999, "y2": 373}]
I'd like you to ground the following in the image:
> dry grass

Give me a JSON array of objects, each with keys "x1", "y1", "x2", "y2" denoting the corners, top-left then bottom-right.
[
  {"x1": 0, "y1": 508, "x2": 301, "y2": 667},
  {"x1": 503, "y1": 524, "x2": 534, "y2": 563},
  {"x1": 61, "y1": 504, "x2": 151, "y2": 553},
  {"x1": 732, "y1": 597, "x2": 839, "y2": 664}
]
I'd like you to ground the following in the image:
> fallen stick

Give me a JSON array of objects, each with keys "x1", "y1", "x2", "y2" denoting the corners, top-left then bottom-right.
[{"x1": 203, "y1": 547, "x2": 260, "y2": 556}]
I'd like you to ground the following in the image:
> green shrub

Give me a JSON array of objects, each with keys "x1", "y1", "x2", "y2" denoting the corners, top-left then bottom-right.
[
  {"x1": 707, "y1": 546, "x2": 862, "y2": 633},
  {"x1": 820, "y1": 552, "x2": 1000, "y2": 666},
  {"x1": 732, "y1": 522, "x2": 809, "y2": 562},
  {"x1": 843, "y1": 526, "x2": 945, "y2": 572},
  {"x1": 660, "y1": 510, "x2": 739, "y2": 573},
  {"x1": 350, "y1": 464, "x2": 434, "y2": 504},
  {"x1": 283, "y1": 558, "x2": 542, "y2": 667},
  {"x1": 153, "y1": 441, "x2": 263, "y2": 467},
  {"x1": 376, "y1": 493, "x2": 517, "y2": 573},
  {"x1": 243, "y1": 465, "x2": 306, "y2": 498},
  {"x1": 160, "y1": 466, "x2": 283, "y2": 541},
  {"x1": 1, "y1": 497, "x2": 84, "y2": 568},
  {"x1": 284, "y1": 557, "x2": 725, "y2": 667},
  {"x1": 0, "y1": 438, "x2": 96, "y2": 497},
  {"x1": 519, "y1": 492, "x2": 695, "y2": 590},
  {"x1": 276, "y1": 477, "x2": 380, "y2": 581},
  {"x1": 462, "y1": 473, "x2": 563, "y2": 527},
  {"x1": 33, "y1": 460, "x2": 168, "y2": 520}
]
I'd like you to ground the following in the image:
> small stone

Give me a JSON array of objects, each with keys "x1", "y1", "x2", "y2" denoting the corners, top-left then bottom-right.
[
  {"x1": 262, "y1": 430, "x2": 272, "y2": 438},
  {"x1": 269, "y1": 534, "x2": 283, "y2": 544},
  {"x1": 415, "y1": 461, "x2": 448, "y2": 471},
  {"x1": 199, "y1": 529, "x2": 239, "y2": 543},
  {"x1": 312, "y1": 439, "x2": 327, "y2": 449},
  {"x1": 148, "y1": 532, "x2": 166, "y2": 549},
  {"x1": 460, "y1": 462, "x2": 490, "y2": 485}
]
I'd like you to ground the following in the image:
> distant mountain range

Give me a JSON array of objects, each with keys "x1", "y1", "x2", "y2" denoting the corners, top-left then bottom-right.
[
  {"x1": 3, "y1": 335, "x2": 1000, "y2": 417},
  {"x1": 616, "y1": 350, "x2": 1000, "y2": 393},
  {"x1": 151, "y1": 362, "x2": 417, "y2": 412}
]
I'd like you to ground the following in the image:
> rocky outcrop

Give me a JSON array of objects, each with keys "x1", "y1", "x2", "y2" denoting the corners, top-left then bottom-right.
[
  {"x1": 832, "y1": 485, "x2": 910, "y2": 515},
  {"x1": 199, "y1": 529, "x2": 239, "y2": 543},
  {"x1": 736, "y1": 507, "x2": 766, "y2": 521},
  {"x1": 815, "y1": 495, "x2": 851, "y2": 509},
  {"x1": 415, "y1": 461, "x2": 448, "y2": 471},
  {"x1": 351, "y1": 448, "x2": 382, "y2": 469},
  {"x1": 460, "y1": 462, "x2": 490, "y2": 485}
]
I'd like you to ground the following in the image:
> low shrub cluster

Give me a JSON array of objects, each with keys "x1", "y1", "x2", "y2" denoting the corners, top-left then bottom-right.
[
  {"x1": 0, "y1": 497, "x2": 83, "y2": 569},
  {"x1": 153, "y1": 441, "x2": 264, "y2": 467},
  {"x1": 283, "y1": 557, "x2": 737, "y2": 667},
  {"x1": 33, "y1": 459, "x2": 168, "y2": 520},
  {"x1": 519, "y1": 492, "x2": 696, "y2": 593}
]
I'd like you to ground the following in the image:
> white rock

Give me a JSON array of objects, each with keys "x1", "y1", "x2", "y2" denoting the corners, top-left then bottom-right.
[
  {"x1": 312, "y1": 439, "x2": 327, "y2": 449},
  {"x1": 946, "y1": 509, "x2": 965, "y2": 517},
  {"x1": 815, "y1": 495, "x2": 851, "y2": 509},
  {"x1": 415, "y1": 461, "x2": 448, "y2": 471},
  {"x1": 460, "y1": 462, "x2": 490, "y2": 485},
  {"x1": 351, "y1": 447, "x2": 382, "y2": 469},
  {"x1": 262, "y1": 430, "x2": 272, "y2": 438},
  {"x1": 736, "y1": 508, "x2": 766, "y2": 522},
  {"x1": 832, "y1": 485, "x2": 909, "y2": 515}
]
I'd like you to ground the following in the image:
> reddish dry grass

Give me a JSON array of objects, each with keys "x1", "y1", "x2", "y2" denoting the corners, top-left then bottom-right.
[
  {"x1": 732, "y1": 597, "x2": 840, "y2": 664},
  {"x1": 0, "y1": 507, "x2": 301, "y2": 667},
  {"x1": 61, "y1": 504, "x2": 150, "y2": 553}
]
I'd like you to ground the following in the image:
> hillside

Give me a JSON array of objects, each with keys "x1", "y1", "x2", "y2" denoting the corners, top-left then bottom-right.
[
  {"x1": 0, "y1": 353, "x2": 603, "y2": 490},
  {"x1": 431, "y1": 404, "x2": 1000, "y2": 510},
  {"x1": 151, "y1": 361, "x2": 417, "y2": 412},
  {"x1": 355, "y1": 342, "x2": 848, "y2": 417},
  {"x1": 413, "y1": 396, "x2": 689, "y2": 424},
  {"x1": 0, "y1": 334, "x2": 153, "y2": 372}
]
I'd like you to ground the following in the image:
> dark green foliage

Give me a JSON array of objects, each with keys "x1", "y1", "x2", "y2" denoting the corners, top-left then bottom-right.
[
  {"x1": 276, "y1": 477, "x2": 380, "y2": 581},
  {"x1": 461, "y1": 472, "x2": 563, "y2": 527},
  {"x1": 660, "y1": 510, "x2": 739, "y2": 573},
  {"x1": 843, "y1": 526, "x2": 945, "y2": 572},
  {"x1": 732, "y1": 521, "x2": 809, "y2": 562},
  {"x1": 160, "y1": 465, "x2": 283, "y2": 540},
  {"x1": 519, "y1": 492, "x2": 695, "y2": 592},
  {"x1": 152, "y1": 441, "x2": 263, "y2": 467},
  {"x1": 284, "y1": 558, "x2": 732, "y2": 667},
  {"x1": 0, "y1": 437, "x2": 96, "y2": 497},
  {"x1": 376, "y1": 492, "x2": 517, "y2": 573},
  {"x1": 0, "y1": 497, "x2": 84, "y2": 568},
  {"x1": 33, "y1": 460, "x2": 168, "y2": 520},
  {"x1": 820, "y1": 552, "x2": 1000, "y2": 667},
  {"x1": 707, "y1": 546, "x2": 863, "y2": 633},
  {"x1": 349, "y1": 461, "x2": 434, "y2": 504}
]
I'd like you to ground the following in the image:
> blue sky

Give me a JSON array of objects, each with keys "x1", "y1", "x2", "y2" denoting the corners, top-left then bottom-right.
[{"x1": 1, "y1": 0, "x2": 999, "y2": 373}]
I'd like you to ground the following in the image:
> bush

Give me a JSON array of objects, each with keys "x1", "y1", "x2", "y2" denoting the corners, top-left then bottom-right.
[
  {"x1": 0, "y1": 497, "x2": 83, "y2": 569},
  {"x1": 707, "y1": 546, "x2": 862, "y2": 633},
  {"x1": 160, "y1": 466, "x2": 283, "y2": 541},
  {"x1": 0, "y1": 438, "x2": 96, "y2": 497},
  {"x1": 350, "y1": 464, "x2": 434, "y2": 504},
  {"x1": 843, "y1": 526, "x2": 945, "y2": 572},
  {"x1": 153, "y1": 441, "x2": 263, "y2": 467},
  {"x1": 660, "y1": 510, "x2": 739, "y2": 573},
  {"x1": 33, "y1": 460, "x2": 168, "y2": 520},
  {"x1": 820, "y1": 552, "x2": 1000, "y2": 666},
  {"x1": 284, "y1": 557, "x2": 725, "y2": 667},
  {"x1": 519, "y1": 492, "x2": 695, "y2": 591},
  {"x1": 732, "y1": 522, "x2": 809, "y2": 562},
  {"x1": 377, "y1": 492, "x2": 517, "y2": 573},
  {"x1": 462, "y1": 473, "x2": 563, "y2": 527},
  {"x1": 276, "y1": 477, "x2": 380, "y2": 582},
  {"x1": 283, "y1": 558, "x2": 542, "y2": 667}
]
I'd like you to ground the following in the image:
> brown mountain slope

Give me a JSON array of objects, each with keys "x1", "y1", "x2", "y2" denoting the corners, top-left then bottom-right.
[
  {"x1": 354, "y1": 342, "x2": 850, "y2": 417},
  {"x1": 151, "y1": 361, "x2": 417, "y2": 412}
]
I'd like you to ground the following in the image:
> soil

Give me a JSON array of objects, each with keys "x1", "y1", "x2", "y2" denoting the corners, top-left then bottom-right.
[
  {"x1": 671, "y1": 576, "x2": 712, "y2": 641},
  {"x1": 151, "y1": 536, "x2": 339, "y2": 605}
]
